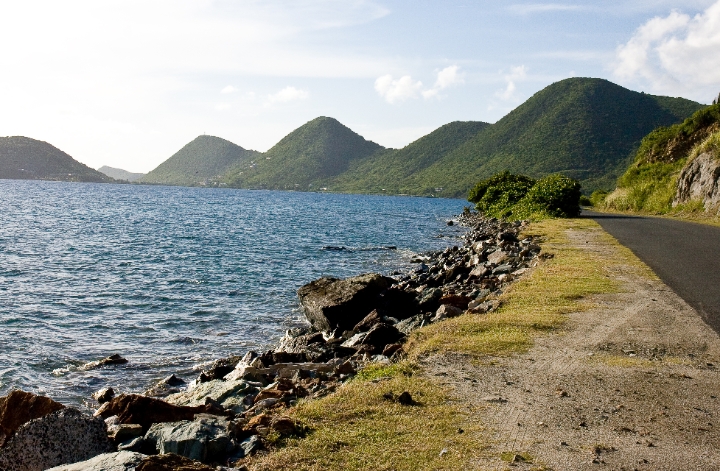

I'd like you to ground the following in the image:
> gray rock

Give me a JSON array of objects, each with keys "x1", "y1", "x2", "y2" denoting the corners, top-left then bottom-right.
[
  {"x1": 240, "y1": 434, "x2": 263, "y2": 457},
  {"x1": 0, "y1": 408, "x2": 114, "y2": 471},
  {"x1": 165, "y1": 379, "x2": 255, "y2": 414},
  {"x1": 396, "y1": 313, "x2": 431, "y2": 335},
  {"x1": 144, "y1": 415, "x2": 234, "y2": 463},
  {"x1": 486, "y1": 250, "x2": 508, "y2": 265},
  {"x1": 432, "y1": 304, "x2": 463, "y2": 322},
  {"x1": 117, "y1": 436, "x2": 148, "y2": 453},
  {"x1": 674, "y1": 151, "x2": 720, "y2": 210},
  {"x1": 44, "y1": 451, "x2": 147, "y2": 471},
  {"x1": 297, "y1": 273, "x2": 395, "y2": 332}
]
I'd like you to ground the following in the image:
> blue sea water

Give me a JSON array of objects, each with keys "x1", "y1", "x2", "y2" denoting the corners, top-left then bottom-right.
[{"x1": 0, "y1": 180, "x2": 466, "y2": 408}]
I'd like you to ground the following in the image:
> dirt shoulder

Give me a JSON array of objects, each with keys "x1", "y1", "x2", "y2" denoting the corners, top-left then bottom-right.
[{"x1": 424, "y1": 221, "x2": 720, "y2": 470}]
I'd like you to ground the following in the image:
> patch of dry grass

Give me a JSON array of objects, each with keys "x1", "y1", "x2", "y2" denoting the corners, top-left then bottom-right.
[
  {"x1": 405, "y1": 218, "x2": 622, "y2": 358},
  {"x1": 243, "y1": 218, "x2": 635, "y2": 470},
  {"x1": 245, "y1": 363, "x2": 483, "y2": 471}
]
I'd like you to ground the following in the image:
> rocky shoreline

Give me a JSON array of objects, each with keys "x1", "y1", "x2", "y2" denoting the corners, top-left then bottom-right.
[{"x1": 0, "y1": 213, "x2": 545, "y2": 471}]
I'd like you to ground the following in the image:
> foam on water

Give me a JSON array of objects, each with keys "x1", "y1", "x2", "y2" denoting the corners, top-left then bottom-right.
[{"x1": 0, "y1": 180, "x2": 465, "y2": 407}]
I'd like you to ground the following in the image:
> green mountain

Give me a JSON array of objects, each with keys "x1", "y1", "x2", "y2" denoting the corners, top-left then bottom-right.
[
  {"x1": 224, "y1": 117, "x2": 384, "y2": 190},
  {"x1": 140, "y1": 135, "x2": 259, "y2": 186},
  {"x1": 98, "y1": 165, "x2": 145, "y2": 182},
  {"x1": 390, "y1": 78, "x2": 703, "y2": 197},
  {"x1": 0, "y1": 136, "x2": 113, "y2": 183},
  {"x1": 329, "y1": 121, "x2": 490, "y2": 194}
]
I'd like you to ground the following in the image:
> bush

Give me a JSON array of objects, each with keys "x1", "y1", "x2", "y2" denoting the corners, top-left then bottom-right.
[
  {"x1": 579, "y1": 195, "x2": 592, "y2": 206},
  {"x1": 589, "y1": 190, "x2": 609, "y2": 206},
  {"x1": 467, "y1": 172, "x2": 582, "y2": 220}
]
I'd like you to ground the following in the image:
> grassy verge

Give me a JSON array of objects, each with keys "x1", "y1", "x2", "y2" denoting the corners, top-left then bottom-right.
[{"x1": 244, "y1": 218, "x2": 633, "y2": 470}]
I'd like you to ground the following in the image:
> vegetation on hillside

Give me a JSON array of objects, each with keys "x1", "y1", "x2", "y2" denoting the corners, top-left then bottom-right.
[
  {"x1": 224, "y1": 117, "x2": 384, "y2": 191},
  {"x1": 0, "y1": 137, "x2": 114, "y2": 183},
  {"x1": 328, "y1": 121, "x2": 490, "y2": 194},
  {"x1": 468, "y1": 171, "x2": 581, "y2": 220},
  {"x1": 601, "y1": 103, "x2": 720, "y2": 214},
  {"x1": 98, "y1": 166, "x2": 145, "y2": 182},
  {"x1": 140, "y1": 135, "x2": 259, "y2": 186}
]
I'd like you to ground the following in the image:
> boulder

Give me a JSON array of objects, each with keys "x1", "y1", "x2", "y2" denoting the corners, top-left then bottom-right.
[
  {"x1": 197, "y1": 356, "x2": 242, "y2": 383},
  {"x1": 82, "y1": 354, "x2": 128, "y2": 370},
  {"x1": 432, "y1": 304, "x2": 463, "y2": 322},
  {"x1": 145, "y1": 374, "x2": 186, "y2": 398},
  {"x1": 352, "y1": 309, "x2": 382, "y2": 332},
  {"x1": 396, "y1": 313, "x2": 432, "y2": 335},
  {"x1": 297, "y1": 273, "x2": 394, "y2": 332},
  {"x1": 486, "y1": 250, "x2": 508, "y2": 265},
  {"x1": 361, "y1": 323, "x2": 403, "y2": 353},
  {"x1": 0, "y1": 390, "x2": 65, "y2": 447},
  {"x1": 45, "y1": 451, "x2": 147, "y2": 471},
  {"x1": 439, "y1": 294, "x2": 471, "y2": 309},
  {"x1": 135, "y1": 453, "x2": 216, "y2": 471},
  {"x1": 417, "y1": 288, "x2": 443, "y2": 311},
  {"x1": 93, "y1": 387, "x2": 115, "y2": 404},
  {"x1": 144, "y1": 415, "x2": 233, "y2": 463},
  {"x1": 276, "y1": 331, "x2": 325, "y2": 354},
  {"x1": 165, "y1": 380, "x2": 258, "y2": 414},
  {"x1": 95, "y1": 394, "x2": 226, "y2": 431},
  {"x1": 0, "y1": 408, "x2": 113, "y2": 471}
]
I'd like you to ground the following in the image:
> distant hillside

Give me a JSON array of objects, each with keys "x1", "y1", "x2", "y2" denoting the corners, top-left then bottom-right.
[
  {"x1": 330, "y1": 121, "x2": 490, "y2": 194},
  {"x1": 0, "y1": 137, "x2": 113, "y2": 183},
  {"x1": 98, "y1": 166, "x2": 145, "y2": 182},
  {"x1": 395, "y1": 78, "x2": 703, "y2": 197},
  {"x1": 140, "y1": 135, "x2": 259, "y2": 186},
  {"x1": 224, "y1": 117, "x2": 384, "y2": 190}
]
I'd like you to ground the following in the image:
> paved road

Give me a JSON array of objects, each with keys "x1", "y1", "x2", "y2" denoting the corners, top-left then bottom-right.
[{"x1": 584, "y1": 211, "x2": 720, "y2": 335}]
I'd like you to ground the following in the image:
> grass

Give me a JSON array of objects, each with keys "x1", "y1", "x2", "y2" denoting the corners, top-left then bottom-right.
[
  {"x1": 243, "y1": 218, "x2": 634, "y2": 470},
  {"x1": 405, "y1": 218, "x2": 621, "y2": 358}
]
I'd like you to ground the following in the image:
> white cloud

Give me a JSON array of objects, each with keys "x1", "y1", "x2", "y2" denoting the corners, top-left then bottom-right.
[
  {"x1": 267, "y1": 86, "x2": 310, "y2": 104},
  {"x1": 377, "y1": 65, "x2": 465, "y2": 103},
  {"x1": 508, "y1": 3, "x2": 583, "y2": 14},
  {"x1": 614, "y1": 1, "x2": 720, "y2": 101},
  {"x1": 215, "y1": 103, "x2": 231, "y2": 111},
  {"x1": 375, "y1": 75, "x2": 424, "y2": 103},
  {"x1": 221, "y1": 86, "x2": 238, "y2": 94},
  {"x1": 496, "y1": 65, "x2": 528, "y2": 101}
]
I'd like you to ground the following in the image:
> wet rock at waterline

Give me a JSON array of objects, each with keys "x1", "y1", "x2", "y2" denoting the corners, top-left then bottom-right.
[{"x1": 0, "y1": 390, "x2": 65, "y2": 447}]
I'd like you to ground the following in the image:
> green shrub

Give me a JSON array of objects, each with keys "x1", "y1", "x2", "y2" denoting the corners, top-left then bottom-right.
[
  {"x1": 579, "y1": 195, "x2": 592, "y2": 206},
  {"x1": 467, "y1": 171, "x2": 536, "y2": 218},
  {"x1": 467, "y1": 171, "x2": 581, "y2": 220},
  {"x1": 589, "y1": 189, "x2": 609, "y2": 206}
]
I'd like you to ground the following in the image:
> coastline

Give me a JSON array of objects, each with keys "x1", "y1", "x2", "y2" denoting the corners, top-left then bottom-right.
[{"x1": 0, "y1": 212, "x2": 546, "y2": 469}]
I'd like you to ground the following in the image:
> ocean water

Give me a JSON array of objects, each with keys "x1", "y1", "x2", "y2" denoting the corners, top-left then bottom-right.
[{"x1": 0, "y1": 180, "x2": 466, "y2": 408}]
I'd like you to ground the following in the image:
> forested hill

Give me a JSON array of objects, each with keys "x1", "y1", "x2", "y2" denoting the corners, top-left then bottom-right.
[
  {"x1": 0, "y1": 137, "x2": 113, "y2": 183},
  {"x1": 140, "y1": 135, "x2": 259, "y2": 186},
  {"x1": 387, "y1": 77, "x2": 703, "y2": 196},
  {"x1": 223, "y1": 117, "x2": 384, "y2": 191}
]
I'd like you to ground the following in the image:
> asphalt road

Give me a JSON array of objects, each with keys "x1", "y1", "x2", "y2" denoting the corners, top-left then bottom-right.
[{"x1": 584, "y1": 211, "x2": 720, "y2": 335}]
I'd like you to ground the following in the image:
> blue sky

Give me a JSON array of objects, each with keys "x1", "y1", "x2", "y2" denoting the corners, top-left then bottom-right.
[{"x1": 1, "y1": 0, "x2": 718, "y2": 172}]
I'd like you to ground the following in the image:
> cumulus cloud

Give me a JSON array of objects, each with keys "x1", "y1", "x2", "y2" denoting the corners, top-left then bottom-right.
[
  {"x1": 614, "y1": 1, "x2": 720, "y2": 100},
  {"x1": 496, "y1": 65, "x2": 528, "y2": 101},
  {"x1": 221, "y1": 85, "x2": 238, "y2": 94},
  {"x1": 375, "y1": 75, "x2": 424, "y2": 103},
  {"x1": 377, "y1": 65, "x2": 465, "y2": 103},
  {"x1": 267, "y1": 86, "x2": 309, "y2": 103}
]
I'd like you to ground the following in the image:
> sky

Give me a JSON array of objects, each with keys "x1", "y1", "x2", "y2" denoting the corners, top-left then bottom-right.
[{"x1": 1, "y1": 0, "x2": 719, "y2": 173}]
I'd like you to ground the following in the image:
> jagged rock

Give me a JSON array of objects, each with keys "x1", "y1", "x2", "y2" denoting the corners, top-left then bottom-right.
[
  {"x1": 361, "y1": 323, "x2": 403, "y2": 353},
  {"x1": 439, "y1": 294, "x2": 471, "y2": 309},
  {"x1": 95, "y1": 394, "x2": 226, "y2": 431},
  {"x1": 297, "y1": 273, "x2": 395, "y2": 332},
  {"x1": 0, "y1": 390, "x2": 65, "y2": 447},
  {"x1": 396, "y1": 313, "x2": 432, "y2": 335},
  {"x1": 417, "y1": 287, "x2": 443, "y2": 311},
  {"x1": 0, "y1": 408, "x2": 113, "y2": 471},
  {"x1": 197, "y1": 356, "x2": 243, "y2": 383},
  {"x1": 44, "y1": 451, "x2": 147, "y2": 471},
  {"x1": 145, "y1": 374, "x2": 186, "y2": 398},
  {"x1": 238, "y1": 435, "x2": 262, "y2": 457},
  {"x1": 486, "y1": 250, "x2": 508, "y2": 265},
  {"x1": 135, "y1": 453, "x2": 216, "y2": 471},
  {"x1": 674, "y1": 151, "x2": 720, "y2": 210},
  {"x1": 165, "y1": 380, "x2": 258, "y2": 414},
  {"x1": 144, "y1": 415, "x2": 234, "y2": 464},
  {"x1": 82, "y1": 354, "x2": 128, "y2": 370},
  {"x1": 433, "y1": 304, "x2": 463, "y2": 322},
  {"x1": 277, "y1": 331, "x2": 325, "y2": 353},
  {"x1": 353, "y1": 309, "x2": 382, "y2": 332},
  {"x1": 112, "y1": 424, "x2": 144, "y2": 442},
  {"x1": 93, "y1": 387, "x2": 115, "y2": 404}
]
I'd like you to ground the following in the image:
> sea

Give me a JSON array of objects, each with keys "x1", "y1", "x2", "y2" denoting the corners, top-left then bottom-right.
[{"x1": 0, "y1": 180, "x2": 466, "y2": 409}]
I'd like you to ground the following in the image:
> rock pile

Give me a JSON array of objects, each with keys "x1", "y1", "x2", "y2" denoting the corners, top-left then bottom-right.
[{"x1": 0, "y1": 213, "x2": 545, "y2": 469}]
